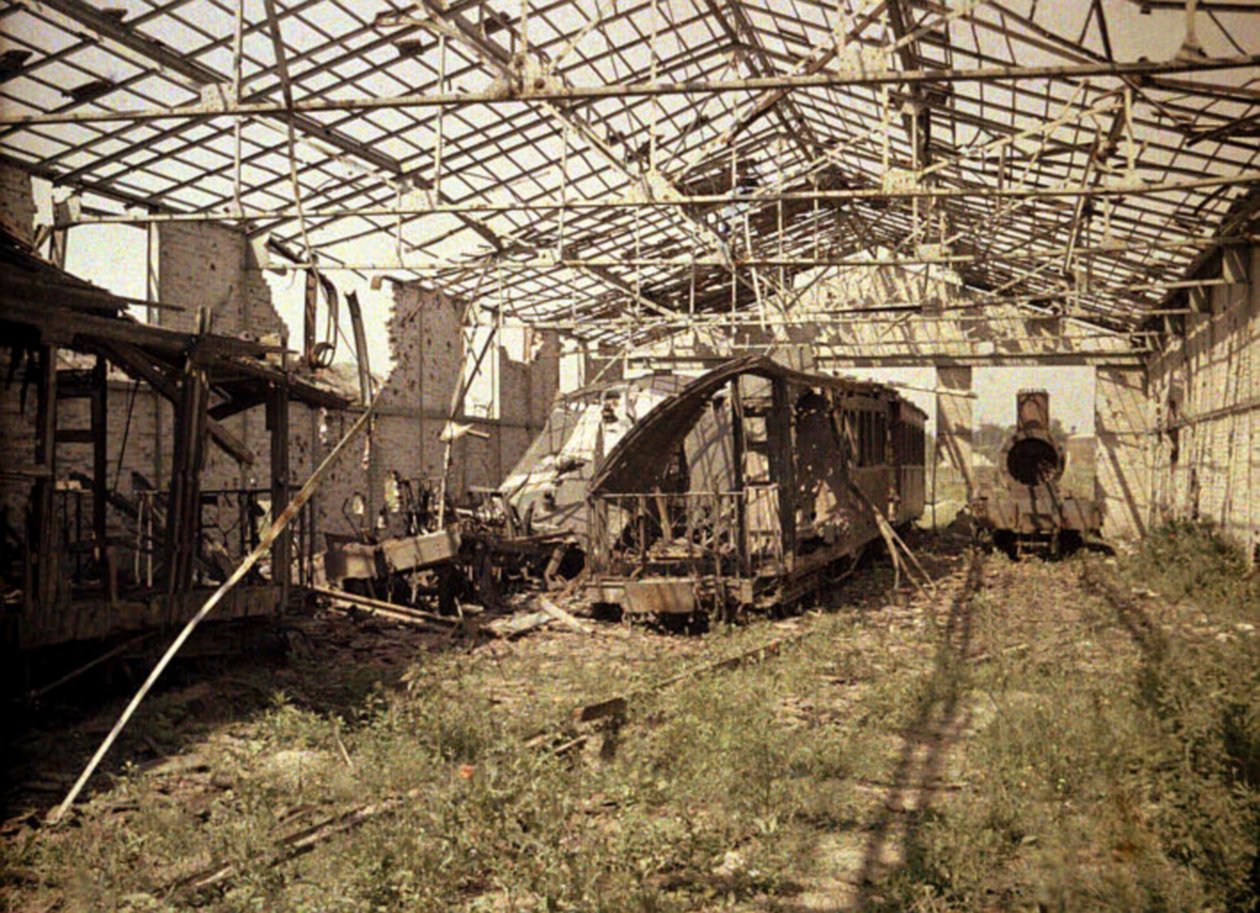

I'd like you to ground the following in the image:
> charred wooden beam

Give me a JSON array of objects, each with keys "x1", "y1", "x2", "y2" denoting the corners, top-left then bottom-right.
[{"x1": 91, "y1": 340, "x2": 256, "y2": 465}]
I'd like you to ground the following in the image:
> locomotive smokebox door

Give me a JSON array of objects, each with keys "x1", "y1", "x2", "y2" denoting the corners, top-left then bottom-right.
[{"x1": 1005, "y1": 389, "x2": 1066, "y2": 488}]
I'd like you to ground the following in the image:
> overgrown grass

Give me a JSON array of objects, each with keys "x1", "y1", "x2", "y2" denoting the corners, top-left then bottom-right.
[
  {"x1": 11, "y1": 532, "x2": 1250, "y2": 912},
  {"x1": 1120, "y1": 519, "x2": 1259, "y2": 610},
  {"x1": 1, "y1": 605, "x2": 929, "y2": 913},
  {"x1": 877, "y1": 524, "x2": 1260, "y2": 913}
]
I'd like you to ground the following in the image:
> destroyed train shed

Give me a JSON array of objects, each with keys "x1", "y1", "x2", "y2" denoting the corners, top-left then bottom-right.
[
  {"x1": 0, "y1": 3, "x2": 1255, "y2": 867},
  {"x1": 0, "y1": 228, "x2": 349, "y2": 655}
]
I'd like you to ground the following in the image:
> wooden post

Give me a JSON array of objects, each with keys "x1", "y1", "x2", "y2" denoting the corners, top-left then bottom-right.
[
  {"x1": 267, "y1": 383, "x2": 291, "y2": 610},
  {"x1": 165, "y1": 350, "x2": 209, "y2": 601},
  {"x1": 729, "y1": 377, "x2": 749, "y2": 575},
  {"x1": 90, "y1": 354, "x2": 108, "y2": 560},
  {"x1": 30, "y1": 345, "x2": 58, "y2": 624}
]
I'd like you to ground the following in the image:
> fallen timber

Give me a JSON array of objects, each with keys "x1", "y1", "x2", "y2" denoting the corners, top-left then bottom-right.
[{"x1": 311, "y1": 584, "x2": 461, "y2": 630}]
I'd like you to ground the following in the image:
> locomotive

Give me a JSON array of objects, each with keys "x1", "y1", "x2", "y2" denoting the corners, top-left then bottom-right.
[{"x1": 970, "y1": 390, "x2": 1100, "y2": 556}]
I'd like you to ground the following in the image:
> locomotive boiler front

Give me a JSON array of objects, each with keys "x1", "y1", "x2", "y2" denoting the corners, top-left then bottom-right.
[
  {"x1": 971, "y1": 389, "x2": 1101, "y2": 556},
  {"x1": 1002, "y1": 390, "x2": 1065, "y2": 489}
]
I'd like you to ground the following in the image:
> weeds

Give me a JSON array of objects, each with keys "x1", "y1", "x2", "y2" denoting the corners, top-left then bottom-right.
[
  {"x1": 6, "y1": 607, "x2": 929, "y2": 913},
  {"x1": 877, "y1": 524, "x2": 1260, "y2": 913},
  {"x1": 12, "y1": 529, "x2": 1252, "y2": 912}
]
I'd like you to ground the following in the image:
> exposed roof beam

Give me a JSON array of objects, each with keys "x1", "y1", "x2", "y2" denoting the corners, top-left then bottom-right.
[
  {"x1": 29, "y1": 0, "x2": 534, "y2": 258},
  {"x1": 27, "y1": 0, "x2": 403, "y2": 176},
  {"x1": 7, "y1": 52, "x2": 1260, "y2": 126},
  {"x1": 411, "y1": 0, "x2": 752, "y2": 311},
  {"x1": 57, "y1": 167, "x2": 1260, "y2": 225}
]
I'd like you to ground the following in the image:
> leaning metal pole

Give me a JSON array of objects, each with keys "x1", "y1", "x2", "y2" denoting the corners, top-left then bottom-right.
[{"x1": 49, "y1": 399, "x2": 376, "y2": 825}]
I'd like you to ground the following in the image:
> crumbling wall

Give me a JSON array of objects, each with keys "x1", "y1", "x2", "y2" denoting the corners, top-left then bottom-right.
[
  {"x1": 465, "y1": 329, "x2": 560, "y2": 493},
  {"x1": 309, "y1": 282, "x2": 465, "y2": 537},
  {"x1": 157, "y1": 222, "x2": 290, "y2": 497},
  {"x1": 348, "y1": 286, "x2": 559, "y2": 526},
  {"x1": 1146, "y1": 243, "x2": 1258, "y2": 559},
  {"x1": 0, "y1": 161, "x2": 35, "y2": 245}
]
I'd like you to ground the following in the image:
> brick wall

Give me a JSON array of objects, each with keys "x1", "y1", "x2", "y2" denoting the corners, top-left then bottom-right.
[
  {"x1": 2, "y1": 212, "x2": 565, "y2": 553},
  {"x1": 1146, "y1": 243, "x2": 1259, "y2": 560},
  {"x1": 157, "y1": 222, "x2": 291, "y2": 496},
  {"x1": 308, "y1": 281, "x2": 559, "y2": 536}
]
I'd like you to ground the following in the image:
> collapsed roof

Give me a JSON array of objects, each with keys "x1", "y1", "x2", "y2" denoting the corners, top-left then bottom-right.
[
  {"x1": 0, "y1": 228, "x2": 350, "y2": 464},
  {"x1": 1, "y1": 0, "x2": 1258, "y2": 343}
]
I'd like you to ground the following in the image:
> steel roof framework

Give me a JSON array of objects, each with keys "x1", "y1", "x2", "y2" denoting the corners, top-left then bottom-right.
[{"x1": 1, "y1": 0, "x2": 1258, "y2": 345}]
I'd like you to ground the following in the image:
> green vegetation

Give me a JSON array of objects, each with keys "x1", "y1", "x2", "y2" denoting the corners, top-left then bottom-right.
[
  {"x1": 2, "y1": 592, "x2": 929, "y2": 912},
  {"x1": 3, "y1": 527, "x2": 1256, "y2": 912},
  {"x1": 876, "y1": 524, "x2": 1259, "y2": 912}
]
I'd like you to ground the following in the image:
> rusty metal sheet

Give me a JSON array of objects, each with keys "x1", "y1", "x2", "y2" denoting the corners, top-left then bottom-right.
[
  {"x1": 623, "y1": 578, "x2": 697, "y2": 614},
  {"x1": 379, "y1": 527, "x2": 461, "y2": 572},
  {"x1": 590, "y1": 355, "x2": 867, "y2": 496}
]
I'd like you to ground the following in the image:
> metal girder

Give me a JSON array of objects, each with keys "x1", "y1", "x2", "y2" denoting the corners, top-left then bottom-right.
[
  {"x1": 7, "y1": 52, "x2": 1260, "y2": 126},
  {"x1": 411, "y1": 0, "x2": 728, "y2": 256},
  {"x1": 407, "y1": 0, "x2": 766, "y2": 314},
  {"x1": 56, "y1": 169, "x2": 1260, "y2": 225},
  {"x1": 30, "y1": 0, "x2": 403, "y2": 177},
  {"x1": 639, "y1": 350, "x2": 1149, "y2": 367},
  {"x1": 28, "y1": 0, "x2": 549, "y2": 278},
  {"x1": 701, "y1": 0, "x2": 826, "y2": 160},
  {"x1": 1125, "y1": 0, "x2": 1260, "y2": 9},
  {"x1": 193, "y1": 231, "x2": 1256, "y2": 273}
]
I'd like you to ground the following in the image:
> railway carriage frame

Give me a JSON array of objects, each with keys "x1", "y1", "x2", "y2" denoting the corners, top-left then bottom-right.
[{"x1": 584, "y1": 357, "x2": 927, "y2": 620}]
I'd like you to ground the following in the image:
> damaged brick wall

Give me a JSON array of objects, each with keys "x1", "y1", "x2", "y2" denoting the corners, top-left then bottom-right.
[
  {"x1": 316, "y1": 283, "x2": 559, "y2": 536},
  {"x1": 456, "y1": 329, "x2": 559, "y2": 494},
  {"x1": 157, "y1": 222, "x2": 290, "y2": 497},
  {"x1": 1146, "y1": 244, "x2": 1259, "y2": 560}
]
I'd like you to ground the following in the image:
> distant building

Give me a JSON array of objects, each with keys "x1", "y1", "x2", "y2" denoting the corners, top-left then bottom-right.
[{"x1": 1065, "y1": 434, "x2": 1096, "y2": 469}]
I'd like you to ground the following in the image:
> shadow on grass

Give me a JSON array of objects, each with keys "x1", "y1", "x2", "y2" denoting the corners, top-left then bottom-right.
[
  {"x1": 2, "y1": 611, "x2": 467, "y2": 824},
  {"x1": 848, "y1": 549, "x2": 983, "y2": 910}
]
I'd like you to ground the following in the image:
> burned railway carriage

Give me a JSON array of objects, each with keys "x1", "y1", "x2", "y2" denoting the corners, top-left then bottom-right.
[{"x1": 584, "y1": 358, "x2": 926, "y2": 619}]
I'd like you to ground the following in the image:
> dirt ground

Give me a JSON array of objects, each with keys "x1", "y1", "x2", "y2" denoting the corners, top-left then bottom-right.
[{"x1": 2, "y1": 529, "x2": 1255, "y2": 912}]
